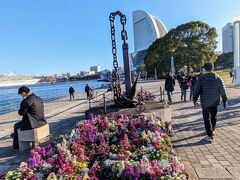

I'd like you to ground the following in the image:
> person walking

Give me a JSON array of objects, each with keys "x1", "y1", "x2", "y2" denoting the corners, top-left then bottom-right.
[
  {"x1": 179, "y1": 74, "x2": 189, "y2": 102},
  {"x1": 193, "y1": 63, "x2": 227, "y2": 141},
  {"x1": 12, "y1": 86, "x2": 47, "y2": 149},
  {"x1": 164, "y1": 73, "x2": 175, "y2": 103},
  {"x1": 69, "y1": 86, "x2": 75, "y2": 100},
  {"x1": 85, "y1": 84, "x2": 93, "y2": 99},
  {"x1": 189, "y1": 72, "x2": 197, "y2": 100}
]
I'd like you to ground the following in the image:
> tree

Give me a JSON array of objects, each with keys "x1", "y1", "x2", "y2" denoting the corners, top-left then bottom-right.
[
  {"x1": 145, "y1": 21, "x2": 218, "y2": 76},
  {"x1": 136, "y1": 64, "x2": 146, "y2": 73},
  {"x1": 214, "y1": 52, "x2": 233, "y2": 69}
]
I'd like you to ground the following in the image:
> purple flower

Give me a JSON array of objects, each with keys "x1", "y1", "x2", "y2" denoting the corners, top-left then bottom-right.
[{"x1": 123, "y1": 164, "x2": 139, "y2": 179}]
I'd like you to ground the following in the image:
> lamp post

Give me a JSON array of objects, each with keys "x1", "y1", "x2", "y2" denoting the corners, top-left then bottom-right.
[{"x1": 170, "y1": 49, "x2": 176, "y2": 75}]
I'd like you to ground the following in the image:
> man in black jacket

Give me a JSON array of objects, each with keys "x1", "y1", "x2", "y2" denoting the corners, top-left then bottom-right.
[
  {"x1": 193, "y1": 63, "x2": 227, "y2": 141},
  {"x1": 12, "y1": 86, "x2": 47, "y2": 149},
  {"x1": 165, "y1": 72, "x2": 175, "y2": 103},
  {"x1": 69, "y1": 86, "x2": 75, "y2": 100},
  {"x1": 85, "y1": 84, "x2": 93, "y2": 99}
]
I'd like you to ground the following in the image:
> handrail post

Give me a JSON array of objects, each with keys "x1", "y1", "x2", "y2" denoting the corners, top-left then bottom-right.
[
  {"x1": 160, "y1": 87, "x2": 162, "y2": 102},
  {"x1": 89, "y1": 98, "x2": 91, "y2": 109},
  {"x1": 103, "y1": 93, "x2": 107, "y2": 114}
]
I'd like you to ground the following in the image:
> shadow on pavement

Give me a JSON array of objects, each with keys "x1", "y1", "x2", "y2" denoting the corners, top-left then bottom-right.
[{"x1": 173, "y1": 138, "x2": 213, "y2": 149}]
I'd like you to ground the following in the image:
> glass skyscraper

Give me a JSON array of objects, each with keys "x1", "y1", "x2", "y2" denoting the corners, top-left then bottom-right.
[{"x1": 131, "y1": 10, "x2": 167, "y2": 69}]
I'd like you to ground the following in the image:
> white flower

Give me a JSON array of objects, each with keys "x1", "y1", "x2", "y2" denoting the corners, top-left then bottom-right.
[
  {"x1": 42, "y1": 162, "x2": 52, "y2": 170},
  {"x1": 159, "y1": 159, "x2": 170, "y2": 168},
  {"x1": 35, "y1": 172, "x2": 44, "y2": 180}
]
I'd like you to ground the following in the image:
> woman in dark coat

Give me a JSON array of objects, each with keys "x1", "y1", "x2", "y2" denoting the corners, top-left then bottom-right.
[
  {"x1": 179, "y1": 74, "x2": 189, "y2": 102},
  {"x1": 165, "y1": 73, "x2": 175, "y2": 103}
]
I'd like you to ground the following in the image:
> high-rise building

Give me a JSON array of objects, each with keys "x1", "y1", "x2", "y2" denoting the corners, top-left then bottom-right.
[
  {"x1": 133, "y1": 10, "x2": 167, "y2": 52},
  {"x1": 233, "y1": 16, "x2": 240, "y2": 85},
  {"x1": 222, "y1": 23, "x2": 233, "y2": 53},
  {"x1": 131, "y1": 10, "x2": 167, "y2": 69},
  {"x1": 90, "y1": 65, "x2": 101, "y2": 74}
]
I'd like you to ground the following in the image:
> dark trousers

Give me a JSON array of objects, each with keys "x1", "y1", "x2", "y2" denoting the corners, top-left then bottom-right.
[
  {"x1": 190, "y1": 85, "x2": 195, "y2": 100},
  {"x1": 181, "y1": 88, "x2": 187, "y2": 101},
  {"x1": 70, "y1": 93, "x2": 74, "y2": 100},
  {"x1": 86, "y1": 92, "x2": 90, "y2": 99},
  {"x1": 202, "y1": 106, "x2": 218, "y2": 137},
  {"x1": 167, "y1": 91, "x2": 172, "y2": 102},
  {"x1": 13, "y1": 121, "x2": 25, "y2": 148}
]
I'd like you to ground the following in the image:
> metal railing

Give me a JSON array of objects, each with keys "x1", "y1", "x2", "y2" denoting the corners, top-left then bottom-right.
[{"x1": 87, "y1": 86, "x2": 166, "y2": 114}]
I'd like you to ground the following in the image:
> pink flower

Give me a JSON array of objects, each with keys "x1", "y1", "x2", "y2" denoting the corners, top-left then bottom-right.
[
  {"x1": 120, "y1": 134, "x2": 130, "y2": 149},
  {"x1": 88, "y1": 163, "x2": 101, "y2": 180},
  {"x1": 47, "y1": 157, "x2": 54, "y2": 164},
  {"x1": 150, "y1": 160, "x2": 163, "y2": 177},
  {"x1": 71, "y1": 142, "x2": 89, "y2": 161},
  {"x1": 138, "y1": 156, "x2": 151, "y2": 174},
  {"x1": 98, "y1": 144, "x2": 110, "y2": 156},
  {"x1": 61, "y1": 161, "x2": 75, "y2": 174},
  {"x1": 117, "y1": 149, "x2": 131, "y2": 160}
]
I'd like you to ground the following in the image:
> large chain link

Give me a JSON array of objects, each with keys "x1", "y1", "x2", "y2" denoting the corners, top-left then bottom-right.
[{"x1": 109, "y1": 11, "x2": 128, "y2": 102}]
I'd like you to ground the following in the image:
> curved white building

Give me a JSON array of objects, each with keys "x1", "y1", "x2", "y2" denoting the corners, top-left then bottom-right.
[{"x1": 133, "y1": 10, "x2": 168, "y2": 52}]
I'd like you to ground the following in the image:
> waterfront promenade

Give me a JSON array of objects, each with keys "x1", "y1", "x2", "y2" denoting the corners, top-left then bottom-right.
[{"x1": 1, "y1": 80, "x2": 240, "y2": 179}]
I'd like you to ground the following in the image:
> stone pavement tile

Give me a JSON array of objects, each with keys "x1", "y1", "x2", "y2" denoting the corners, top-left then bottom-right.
[
  {"x1": 212, "y1": 152, "x2": 224, "y2": 157},
  {"x1": 205, "y1": 155, "x2": 215, "y2": 159},
  {"x1": 195, "y1": 153, "x2": 205, "y2": 157},
  {"x1": 219, "y1": 161, "x2": 232, "y2": 166},
  {"x1": 227, "y1": 158, "x2": 239, "y2": 164},
  {"x1": 226, "y1": 167, "x2": 240, "y2": 180},
  {"x1": 182, "y1": 161, "x2": 199, "y2": 180},
  {"x1": 179, "y1": 156, "x2": 189, "y2": 161},
  {"x1": 231, "y1": 163, "x2": 240, "y2": 168},
  {"x1": 189, "y1": 158, "x2": 199, "y2": 163},
  {"x1": 199, "y1": 160, "x2": 210, "y2": 165},
  {"x1": 201, "y1": 150, "x2": 213, "y2": 155},
  {"x1": 187, "y1": 151, "x2": 195, "y2": 155},
  {"x1": 191, "y1": 163, "x2": 203, "y2": 168},
  {"x1": 195, "y1": 167, "x2": 233, "y2": 179},
  {"x1": 208, "y1": 158, "x2": 219, "y2": 164},
  {"x1": 202, "y1": 164, "x2": 213, "y2": 168},
  {"x1": 213, "y1": 144, "x2": 222, "y2": 148},
  {"x1": 212, "y1": 164, "x2": 223, "y2": 168},
  {"x1": 215, "y1": 156, "x2": 227, "y2": 161},
  {"x1": 235, "y1": 156, "x2": 240, "y2": 160},
  {"x1": 198, "y1": 157, "x2": 208, "y2": 161},
  {"x1": 187, "y1": 155, "x2": 197, "y2": 159},
  {"x1": 231, "y1": 153, "x2": 240, "y2": 157},
  {"x1": 192, "y1": 149, "x2": 202, "y2": 153},
  {"x1": 222, "y1": 155, "x2": 234, "y2": 159}
]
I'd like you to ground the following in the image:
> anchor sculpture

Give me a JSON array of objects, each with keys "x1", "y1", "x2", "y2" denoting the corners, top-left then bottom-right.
[{"x1": 109, "y1": 11, "x2": 138, "y2": 107}]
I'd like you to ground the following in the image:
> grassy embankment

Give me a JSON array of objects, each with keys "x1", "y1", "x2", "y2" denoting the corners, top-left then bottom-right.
[{"x1": 214, "y1": 69, "x2": 232, "y2": 86}]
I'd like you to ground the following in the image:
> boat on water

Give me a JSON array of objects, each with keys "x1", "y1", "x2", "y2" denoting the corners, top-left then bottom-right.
[
  {"x1": 97, "y1": 70, "x2": 112, "y2": 82},
  {"x1": 0, "y1": 76, "x2": 41, "y2": 87}
]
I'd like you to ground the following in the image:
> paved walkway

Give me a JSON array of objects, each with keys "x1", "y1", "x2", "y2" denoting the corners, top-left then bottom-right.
[{"x1": 171, "y1": 85, "x2": 240, "y2": 179}]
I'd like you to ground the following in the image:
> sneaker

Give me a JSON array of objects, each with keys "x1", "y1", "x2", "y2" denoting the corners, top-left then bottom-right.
[{"x1": 206, "y1": 136, "x2": 214, "y2": 142}]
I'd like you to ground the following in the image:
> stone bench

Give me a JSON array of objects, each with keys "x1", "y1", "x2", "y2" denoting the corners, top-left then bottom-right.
[
  {"x1": 159, "y1": 105, "x2": 171, "y2": 123},
  {"x1": 18, "y1": 124, "x2": 50, "y2": 152},
  {"x1": 159, "y1": 106, "x2": 173, "y2": 136}
]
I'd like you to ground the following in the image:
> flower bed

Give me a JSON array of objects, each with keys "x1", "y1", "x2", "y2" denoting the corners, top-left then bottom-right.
[{"x1": 4, "y1": 113, "x2": 188, "y2": 180}]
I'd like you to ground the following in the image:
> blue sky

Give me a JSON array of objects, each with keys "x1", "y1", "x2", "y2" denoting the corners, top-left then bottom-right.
[{"x1": 0, "y1": 0, "x2": 239, "y2": 75}]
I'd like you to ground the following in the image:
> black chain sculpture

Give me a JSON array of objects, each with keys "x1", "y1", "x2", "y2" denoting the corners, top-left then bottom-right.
[{"x1": 109, "y1": 11, "x2": 128, "y2": 103}]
